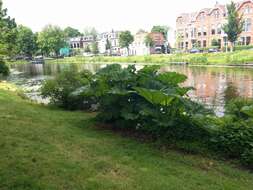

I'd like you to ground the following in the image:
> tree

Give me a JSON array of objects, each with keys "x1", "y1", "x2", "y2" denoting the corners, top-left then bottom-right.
[
  {"x1": 144, "y1": 34, "x2": 154, "y2": 48},
  {"x1": 83, "y1": 27, "x2": 98, "y2": 39},
  {"x1": 151, "y1": 25, "x2": 169, "y2": 40},
  {"x1": 0, "y1": 0, "x2": 17, "y2": 76},
  {"x1": 37, "y1": 25, "x2": 66, "y2": 56},
  {"x1": 91, "y1": 42, "x2": 99, "y2": 55},
  {"x1": 16, "y1": 25, "x2": 37, "y2": 56},
  {"x1": 223, "y1": 1, "x2": 243, "y2": 52},
  {"x1": 119, "y1": 31, "x2": 134, "y2": 56},
  {"x1": 84, "y1": 45, "x2": 91, "y2": 53},
  {"x1": 105, "y1": 38, "x2": 111, "y2": 55},
  {"x1": 64, "y1": 27, "x2": 81, "y2": 38},
  {"x1": 0, "y1": 0, "x2": 17, "y2": 57}
]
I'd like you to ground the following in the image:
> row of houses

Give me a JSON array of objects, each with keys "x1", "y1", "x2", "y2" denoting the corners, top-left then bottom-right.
[
  {"x1": 68, "y1": 30, "x2": 167, "y2": 56},
  {"x1": 176, "y1": 0, "x2": 253, "y2": 50}
]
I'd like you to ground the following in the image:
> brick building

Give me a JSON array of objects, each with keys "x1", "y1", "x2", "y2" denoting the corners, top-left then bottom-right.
[{"x1": 176, "y1": 0, "x2": 253, "y2": 50}]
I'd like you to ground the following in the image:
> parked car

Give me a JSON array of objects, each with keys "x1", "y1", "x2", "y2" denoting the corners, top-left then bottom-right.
[
  {"x1": 208, "y1": 48, "x2": 219, "y2": 53},
  {"x1": 189, "y1": 48, "x2": 201, "y2": 54}
]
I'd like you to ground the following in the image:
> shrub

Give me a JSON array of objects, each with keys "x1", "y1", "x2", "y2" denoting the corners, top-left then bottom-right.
[
  {"x1": 0, "y1": 59, "x2": 10, "y2": 76},
  {"x1": 212, "y1": 98, "x2": 253, "y2": 167},
  {"x1": 41, "y1": 67, "x2": 93, "y2": 110}
]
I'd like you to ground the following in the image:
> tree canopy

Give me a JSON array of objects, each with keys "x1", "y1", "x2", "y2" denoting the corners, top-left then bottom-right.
[
  {"x1": 119, "y1": 31, "x2": 134, "y2": 49},
  {"x1": 15, "y1": 25, "x2": 37, "y2": 56},
  {"x1": 0, "y1": 0, "x2": 17, "y2": 57},
  {"x1": 64, "y1": 27, "x2": 82, "y2": 38},
  {"x1": 223, "y1": 1, "x2": 243, "y2": 51},
  {"x1": 37, "y1": 25, "x2": 66, "y2": 56},
  {"x1": 151, "y1": 25, "x2": 169, "y2": 40},
  {"x1": 145, "y1": 34, "x2": 154, "y2": 47}
]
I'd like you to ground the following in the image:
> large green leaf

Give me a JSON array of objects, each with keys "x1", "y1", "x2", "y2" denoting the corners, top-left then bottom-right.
[
  {"x1": 241, "y1": 105, "x2": 253, "y2": 117},
  {"x1": 157, "y1": 72, "x2": 187, "y2": 86},
  {"x1": 134, "y1": 87, "x2": 174, "y2": 106}
]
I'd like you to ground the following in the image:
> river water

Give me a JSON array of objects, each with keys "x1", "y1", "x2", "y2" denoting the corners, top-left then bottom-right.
[{"x1": 6, "y1": 63, "x2": 253, "y2": 115}]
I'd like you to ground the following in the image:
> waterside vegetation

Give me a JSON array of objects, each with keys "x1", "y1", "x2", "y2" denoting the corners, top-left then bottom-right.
[{"x1": 41, "y1": 64, "x2": 253, "y2": 169}]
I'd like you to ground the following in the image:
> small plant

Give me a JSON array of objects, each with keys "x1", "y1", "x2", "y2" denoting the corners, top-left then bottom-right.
[{"x1": 0, "y1": 59, "x2": 10, "y2": 76}]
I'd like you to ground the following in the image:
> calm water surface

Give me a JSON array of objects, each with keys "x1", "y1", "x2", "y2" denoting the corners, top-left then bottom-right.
[{"x1": 6, "y1": 63, "x2": 253, "y2": 115}]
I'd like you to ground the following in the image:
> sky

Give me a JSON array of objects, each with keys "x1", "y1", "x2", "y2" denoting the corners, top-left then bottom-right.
[{"x1": 3, "y1": 0, "x2": 234, "y2": 43}]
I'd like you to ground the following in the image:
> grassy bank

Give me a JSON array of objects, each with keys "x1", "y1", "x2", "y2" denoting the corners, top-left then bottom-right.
[
  {"x1": 0, "y1": 89, "x2": 253, "y2": 189},
  {"x1": 43, "y1": 50, "x2": 253, "y2": 65},
  {"x1": 6, "y1": 50, "x2": 253, "y2": 66}
]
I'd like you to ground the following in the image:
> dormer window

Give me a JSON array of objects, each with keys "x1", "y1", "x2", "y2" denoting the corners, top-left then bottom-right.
[
  {"x1": 244, "y1": 5, "x2": 252, "y2": 14},
  {"x1": 213, "y1": 10, "x2": 220, "y2": 19}
]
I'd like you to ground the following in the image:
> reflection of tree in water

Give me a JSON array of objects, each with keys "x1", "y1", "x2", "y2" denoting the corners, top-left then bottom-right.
[{"x1": 224, "y1": 82, "x2": 239, "y2": 104}]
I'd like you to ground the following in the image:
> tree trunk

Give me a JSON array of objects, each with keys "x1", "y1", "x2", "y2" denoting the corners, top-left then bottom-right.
[{"x1": 230, "y1": 42, "x2": 234, "y2": 52}]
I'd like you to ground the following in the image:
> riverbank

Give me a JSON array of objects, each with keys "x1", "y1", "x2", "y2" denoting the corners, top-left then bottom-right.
[
  {"x1": 44, "y1": 49, "x2": 253, "y2": 66},
  {"x1": 5, "y1": 50, "x2": 253, "y2": 66},
  {"x1": 0, "y1": 89, "x2": 253, "y2": 189}
]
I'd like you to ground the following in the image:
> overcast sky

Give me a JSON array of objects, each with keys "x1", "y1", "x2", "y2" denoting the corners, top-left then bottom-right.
[{"x1": 3, "y1": 0, "x2": 235, "y2": 43}]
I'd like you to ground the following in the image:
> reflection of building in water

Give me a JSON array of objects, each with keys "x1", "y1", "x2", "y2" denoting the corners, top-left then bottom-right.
[{"x1": 160, "y1": 66, "x2": 253, "y2": 113}]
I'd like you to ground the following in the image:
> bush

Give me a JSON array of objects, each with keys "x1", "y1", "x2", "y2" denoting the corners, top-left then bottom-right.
[
  {"x1": 42, "y1": 64, "x2": 253, "y2": 169},
  {"x1": 212, "y1": 98, "x2": 253, "y2": 167},
  {"x1": 41, "y1": 67, "x2": 93, "y2": 110},
  {"x1": 0, "y1": 59, "x2": 10, "y2": 76},
  {"x1": 234, "y1": 45, "x2": 253, "y2": 51}
]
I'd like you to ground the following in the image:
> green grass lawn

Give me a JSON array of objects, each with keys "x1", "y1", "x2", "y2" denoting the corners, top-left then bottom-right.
[{"x1": 0, "y1": 89, "x2": 253, "y2": 190}]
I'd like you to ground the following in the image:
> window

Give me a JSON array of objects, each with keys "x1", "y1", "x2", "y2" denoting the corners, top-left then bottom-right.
[
  {"x1": 198, "y1": 28, "x2": 202, "y2": 36},
  {"x1": 213, "y1": 10, "x2": 220, "y2": 19},
  {"x1": 203, "y1": 40, "x2": 207, "y2": 47},
  {"x1": 246, "y1": 37, "x2": 251, "y2": 45},
  {"x1": 244, "y1": 18, "x2": 252, "y2": 32},
  {"x1": 211, "y1": 26, "x2": 216, "y2": 35},
  {"x1": 217, "y1": 24, "x2": 222, "y2": 34},
  {"x1": 244, "y1": 5, "x2": 252, "y2": 14},
  {"x1": 197, "y1": 41, "x2": 201, "y2": 47}
]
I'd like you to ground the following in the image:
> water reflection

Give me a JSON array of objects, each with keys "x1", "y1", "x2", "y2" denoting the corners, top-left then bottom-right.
[{"x1": 7, "y1": 63, "x2": 253, "y2": 115}]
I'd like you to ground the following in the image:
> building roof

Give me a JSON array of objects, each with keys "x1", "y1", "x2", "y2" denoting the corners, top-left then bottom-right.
[{"x1": 176, "y1": 0, "x2": 253, "y2": 23}]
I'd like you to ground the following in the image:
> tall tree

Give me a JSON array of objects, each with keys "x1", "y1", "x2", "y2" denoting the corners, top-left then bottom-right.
[
  {"x1": 105, "y1": 38, "x2": 111, "y2": 55},
  {"x1": 0, "y1": 0, "x2": 16, "y2": 76},
  {"x1": 64, "y1": 27, "x2": 81, "y2": 38},
  {"x1": 151, "y1": 25, "x2": 169, "y2": 40},
  {"x1": 223, "y1": 1, "x2": 243, "y2": 52},
  {"x1": 0, "y1": 0, "x2": 17, "y2": 57},
  {"x1": 37, "y1": 25, "x2": 66, "y2": 56},
  {"x1": 83, "y1": 27, "x2": 98, "y2": 39},
  {"x1": 145, "y1": 34, "x2": 154, "y2": 48},
  {"x1": 119, "y1": 31, "x2": 134, "y2": 56},
  {"x1": 91, "y1": 42, "x2": 99, "y2": 55},
  {"x1": 16, "y1": 25, "x2": 37, "y2": 56}
]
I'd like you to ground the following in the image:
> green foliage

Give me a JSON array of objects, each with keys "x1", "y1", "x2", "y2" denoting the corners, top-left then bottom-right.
[
  {"x1": 0, "y1": 59, "x2": 9, "y2": 76},
  {"x1": 212, "y1": 98, "x2": 253, "y2": 167},
  {"x1": 15, "y1": 25, "x2": 37, "y2": 56},
  {"x1": 151, "y1": 25, "x2": 169, "y2": 39},
  {"x1": 42, "y1": 64, "x2": 253, "y2": 168},
  {"x1": 91, "y1": 42, "x2": 99, "y2": 55},
  {"x1": 119, "y1": 31, "x2": 134, "y2": 50},
  {"x1": 84, "y1": 45, "x2": 91, "y2": 53},
  {"x1": 37, "y1": 25, "x2": 66, "y2": 56},
  {"x1": 43, "y1": 64, "x2": 211, "y2": 142},
  {"x1": 223, "y1": 1, "x2": 244, "y2": 50},
  {"x1": 0, "y1": 0, "x2": 17, "y2": 57},
  {"x1": 144, "y1": 34, "x2": 154, "y2": 47},
  {"x1": 41, "y1": 67, "x2": 92, "y2": 109},
  {"x1": 64, "y1": 26, "x2": 81, "y2": 38}
]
